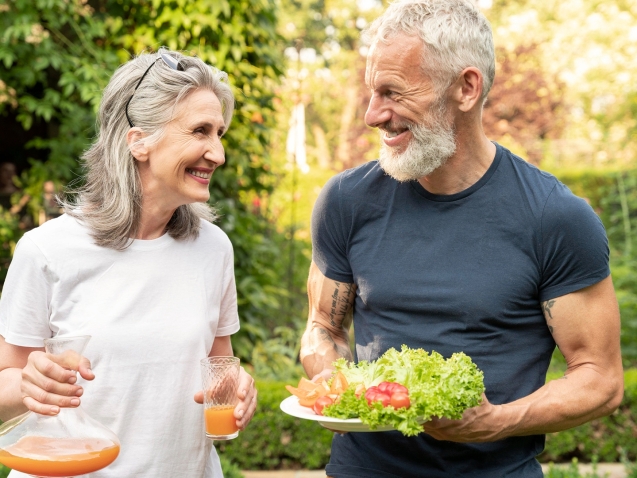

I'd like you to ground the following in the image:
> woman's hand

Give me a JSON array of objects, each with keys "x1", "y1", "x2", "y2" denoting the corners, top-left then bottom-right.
[
  {"x1": 233, "y1": 367, "x2": 257, "y2": 429},
  {"x1": 193, "y1": 366, "x2": 257, "y2": 430},
  {"x1": 21, "y1": 350, "x2": 94, "y2": 415}
]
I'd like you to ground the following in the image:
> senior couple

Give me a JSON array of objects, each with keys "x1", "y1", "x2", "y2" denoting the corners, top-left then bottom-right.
[{"x1": 0, "y1": 1, "x2": 623, "y2": 477}]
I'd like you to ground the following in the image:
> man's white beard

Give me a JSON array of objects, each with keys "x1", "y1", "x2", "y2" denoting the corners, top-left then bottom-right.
[{"x1": 378, "y1": 116, "x2": 456, "y2": 182}]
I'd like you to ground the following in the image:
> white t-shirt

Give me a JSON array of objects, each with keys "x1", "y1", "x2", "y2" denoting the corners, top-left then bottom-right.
[{"x1": 0, "y1": 214, "x2": 240, "y2": 477}]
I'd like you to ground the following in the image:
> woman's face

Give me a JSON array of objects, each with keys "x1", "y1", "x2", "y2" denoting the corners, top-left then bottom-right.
[{"x1": 140, "y1": 88, "x2": 226, "y2": 212}]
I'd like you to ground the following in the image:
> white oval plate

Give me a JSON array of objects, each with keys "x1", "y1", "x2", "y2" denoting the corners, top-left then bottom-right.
[{"x1": 280, "y1": 395, "x2": 403, "y2": 432}]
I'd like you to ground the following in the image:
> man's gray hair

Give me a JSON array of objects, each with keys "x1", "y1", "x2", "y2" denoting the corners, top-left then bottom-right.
[
  {"x1": 63, "y1": 49, "x2": 234, "y2": 250},
  {"x1": 363, "y1": 0, "x2": 495, "y2": 104}
]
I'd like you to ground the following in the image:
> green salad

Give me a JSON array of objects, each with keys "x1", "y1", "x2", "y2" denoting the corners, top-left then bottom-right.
[{"x1": 322, "y1": 345, "x2": 485, "y2": 436}]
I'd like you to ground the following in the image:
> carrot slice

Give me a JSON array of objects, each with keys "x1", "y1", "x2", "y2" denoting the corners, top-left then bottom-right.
[
  {"x1": 298, "y1": 389, "x2": 321, "y2": 407},
  {"x1": 298, "y1": 377, "x2": 320, "y2": 391},
  {"x1": 285, "y1": 385, "x2": 310, "y2": 399}
]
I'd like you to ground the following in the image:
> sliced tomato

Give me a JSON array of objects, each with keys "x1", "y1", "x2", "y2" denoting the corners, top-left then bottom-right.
[
  {"x1": 313, "y1": 396, "x2": 334, "y2": 416},
  {"x1": 298, "y1": 377, "x2": 319, "y2": 391},
  {"x1": 378, "y1": 381, "x2": 392, "y2": 393},
  {"x1": 298, "y1": 388, "x2": 322, "y2": 408},
  {"x1": 329, "y1": 371, "x2": 349, "y2": 395},
  {"x1": 365, "y1": 389, "x2": 391, "y2": 407},
  {"x1": 285, "y1": 385, "x2": 309, "y2": 399},
  {"x1": 391, "y1": 384, "x2": 408, "y2": 395},
  {"x1": 354, "y1": 383, "x2": 366, "y2": 398},
  {"x1": 390, "y1": 392, "x2": 410, "y2": 409}
]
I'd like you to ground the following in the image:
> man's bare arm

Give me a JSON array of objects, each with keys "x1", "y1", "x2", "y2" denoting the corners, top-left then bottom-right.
[
  {"x1": 300, "y1": 261, "x2": 356, "y2": 379},
  {"x1": 424, "y1": 275, "x2": 624, "y2": 442}
]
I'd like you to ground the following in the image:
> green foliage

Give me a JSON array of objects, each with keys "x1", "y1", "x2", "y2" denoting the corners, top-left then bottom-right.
[
  {"x1": 216, "y1": 380, "x2": 333, "y2": 470},
  {"x1": 220, "y1": 455, "x2": 245, "y2": 478},
  {"x1": 250, "y1": 325, "x2": 306, "y2": 383},
  {"x1": 0, "y1": 465, "x2": 7, "y2": 478},
  {"x1": 543, "y1": 459, "x2": 606, "y2": 478}
]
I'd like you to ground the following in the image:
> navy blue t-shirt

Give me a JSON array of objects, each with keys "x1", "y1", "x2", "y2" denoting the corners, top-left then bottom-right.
[{"x1": 311, "y1": 144, "x2": 610, "y2": 478}]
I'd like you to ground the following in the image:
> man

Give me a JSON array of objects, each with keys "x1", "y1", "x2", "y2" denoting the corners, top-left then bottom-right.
[{"x1": 299, "y1": 1, "x2": 624, "y2": 477}]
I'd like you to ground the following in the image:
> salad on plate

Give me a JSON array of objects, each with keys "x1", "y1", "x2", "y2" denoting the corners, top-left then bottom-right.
[{"x1": 282, "y1": 345, "x2": 485, "y2": 436}]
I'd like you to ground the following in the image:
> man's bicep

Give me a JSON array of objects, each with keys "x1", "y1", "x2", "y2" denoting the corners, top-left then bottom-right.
[
  {"x1": 542, "y1": 275, "x2": 621, "y2": 372},
  {"x1": 307, "y1": 261, "x2": 356, "y2": 330}
]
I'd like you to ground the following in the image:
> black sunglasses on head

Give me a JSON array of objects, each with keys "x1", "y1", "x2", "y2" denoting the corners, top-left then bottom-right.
[{"x1": 125, "y1": 48, "x2": 185, "y2": 128}]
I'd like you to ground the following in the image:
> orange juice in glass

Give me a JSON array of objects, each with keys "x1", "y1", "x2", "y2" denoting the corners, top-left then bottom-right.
[{"x1": 200, "y1": 356, "x2": 240, "y2": 440}]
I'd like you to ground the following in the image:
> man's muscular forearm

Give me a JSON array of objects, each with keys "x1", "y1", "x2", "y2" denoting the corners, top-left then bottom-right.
[
  {"x1": 301, "y1": 323, "x2": 353, "y2": 378},
  {"x1": 301, "y1": 264, "x2": 356, "y2": 379}
]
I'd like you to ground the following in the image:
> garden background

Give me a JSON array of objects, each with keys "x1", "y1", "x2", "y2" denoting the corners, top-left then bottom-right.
[{"x1": 1, "y1": 0, "x2": 637, "y2": 476}]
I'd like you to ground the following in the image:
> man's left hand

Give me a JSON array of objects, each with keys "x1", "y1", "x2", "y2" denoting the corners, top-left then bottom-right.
[{"x1": 422, "y1": 394, "x2": 505, "y2": 443}]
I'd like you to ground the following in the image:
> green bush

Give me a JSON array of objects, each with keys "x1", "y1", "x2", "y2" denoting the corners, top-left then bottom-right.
[
  {"x1": 543, "y1": 458, "x2": 606, "y2": 478},
  {"x1": 217, "y1": 380, "x2": 333, "y2": 470},
  {"x1": 220, "y1": 455, "x2": 245, "y2": 478}
]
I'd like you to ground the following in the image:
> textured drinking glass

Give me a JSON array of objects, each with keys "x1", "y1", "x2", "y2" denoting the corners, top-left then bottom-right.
[{"x1": 200, "y1": 356, "x2": 240, "y2": 440}]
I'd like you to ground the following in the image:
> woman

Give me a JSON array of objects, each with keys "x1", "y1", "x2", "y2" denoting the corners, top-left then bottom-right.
[{"x1": 0, "y1": 48, "x2": 257, "y2": 477}]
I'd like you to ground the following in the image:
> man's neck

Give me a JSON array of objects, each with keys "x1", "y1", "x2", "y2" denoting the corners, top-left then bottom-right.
[{"x1": 417, "y1": 134, "x2": 496, "y2": 195}]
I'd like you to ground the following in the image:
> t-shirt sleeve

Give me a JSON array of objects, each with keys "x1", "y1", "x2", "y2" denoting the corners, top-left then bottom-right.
[
  {"x1": 539, "y1": 182, "x2": 610, "y2": 302},
  {"x1": 215, "y1": 241, "x2": 240, "y2": 337},
  {"x1": 0, "y1": 234, "x2": 53, "y2": 346},
  {"x1": 311, "y1": 174, "x2": 354, "y2": 283}
]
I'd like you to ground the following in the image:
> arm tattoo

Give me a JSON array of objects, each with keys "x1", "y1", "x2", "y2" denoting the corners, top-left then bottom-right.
[
  {"x1": 329, "y1": 281, "x2": 355, "y2": 327},
  {"x1": 318, "y1": 327, "x2": 353, "y2": 361},
  {"x1": 542, "y1": 299, "x2": 556, "y2": 334}
]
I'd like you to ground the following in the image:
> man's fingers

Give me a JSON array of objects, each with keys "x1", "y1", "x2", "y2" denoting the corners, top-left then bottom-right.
[
  {"x1": 311, "y1": 369, "x2": 334, "y2": 382},
  {"x1": 193, "y1": 390, "x2": 204, "y2": 404}
]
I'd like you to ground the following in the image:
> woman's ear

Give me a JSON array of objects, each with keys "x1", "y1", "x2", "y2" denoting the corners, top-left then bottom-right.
[{"x1": 126, "y1": 128, "x2": 149, "y2": 162}]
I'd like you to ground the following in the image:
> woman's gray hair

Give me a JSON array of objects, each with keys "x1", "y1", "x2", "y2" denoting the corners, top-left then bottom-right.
[
  {"x1": 363, "y1": 0, "x2": 495, "y2": 105},
  {"x1": 63, "y1": 49, "x2": 234, "y2": 250}
]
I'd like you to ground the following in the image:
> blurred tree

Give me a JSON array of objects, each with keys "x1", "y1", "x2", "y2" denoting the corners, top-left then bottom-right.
[
  {"x1": 483, "y1": 43, "x2": 567, "y2": 166},
  {"x1": 486, "y1": 0, "x2": 637, "y2": 168},
  {"x1": 0, "y1": 0, "x2": 293, "y2": 363}
]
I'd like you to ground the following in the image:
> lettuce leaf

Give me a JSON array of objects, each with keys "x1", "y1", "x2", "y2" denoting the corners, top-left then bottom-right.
[{"x1": 324, "y1": 345, "x2": 485, "y2": 436}]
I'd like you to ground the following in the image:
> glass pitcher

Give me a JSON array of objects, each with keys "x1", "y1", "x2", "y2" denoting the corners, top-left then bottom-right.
[{"x1": 0, "y1": 336, "x2": 120, "y2": 477}]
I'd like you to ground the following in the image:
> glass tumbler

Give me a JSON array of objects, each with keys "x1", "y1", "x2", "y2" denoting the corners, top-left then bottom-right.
[{"x1": 200, "y1": 356, "x2": 240, "y2": 440}]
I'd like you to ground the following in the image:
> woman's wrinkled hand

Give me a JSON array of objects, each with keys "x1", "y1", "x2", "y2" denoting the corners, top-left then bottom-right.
[
  {"x1": 21, "y1": 350, "x2": 94, "y2": 416},
  {"x1": 233, "y1": 367, "x2": 257, "y2": 429}
]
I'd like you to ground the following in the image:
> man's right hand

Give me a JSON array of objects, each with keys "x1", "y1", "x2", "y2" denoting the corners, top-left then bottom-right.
[
  {"x1": 21, "y1": 350, "x2": 94, "y2": 415},
  {"x1": 311, "y1": 368, "x2": 334, "y2": 383}
]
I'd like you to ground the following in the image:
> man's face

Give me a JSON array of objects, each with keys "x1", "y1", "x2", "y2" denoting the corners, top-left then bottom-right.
[{"x1": 365, "y1": 34, "x2": 456, "y2": 181}]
